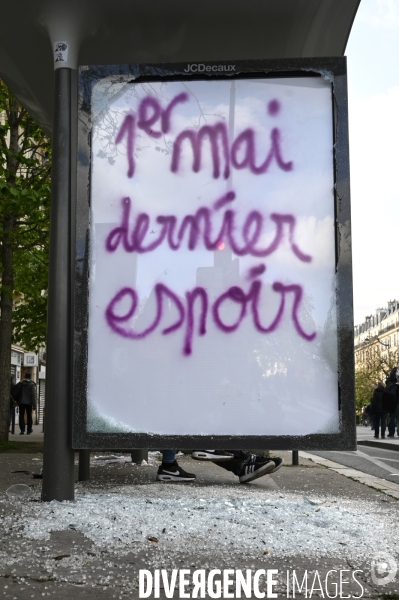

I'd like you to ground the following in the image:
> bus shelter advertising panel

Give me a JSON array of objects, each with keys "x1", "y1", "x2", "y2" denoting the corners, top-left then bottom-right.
[{"x1": 73, "y1": 58, "x2": 355, "y2": 450}]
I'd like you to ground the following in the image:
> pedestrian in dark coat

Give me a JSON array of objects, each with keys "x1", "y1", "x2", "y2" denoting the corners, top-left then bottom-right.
[{"x1": 13, "y1": 373, "x2": 36, "y2": 435}]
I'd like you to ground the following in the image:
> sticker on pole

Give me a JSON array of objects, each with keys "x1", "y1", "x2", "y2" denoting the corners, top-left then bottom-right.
[{"x1": 54, "y1": 42, "x2": 68, "y2": 63}]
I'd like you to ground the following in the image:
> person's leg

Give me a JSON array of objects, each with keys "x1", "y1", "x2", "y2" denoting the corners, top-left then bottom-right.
[
  {"x1": 374, "y1": 414, "x2": 380, "y2": 438},
  {"x1": 27, "y1": 406, "x2": 32, "y2": 432},
  {"x1": 162, "y1": 449, "x2": 176, "y2": 463},
  {"x1": 19, "y1": 405, "x2": 26, "y2": 433},
  {"x1": 381, "y1": 413, "x2": 387, "y2": 438},
  {"x1": 388, "y1": 412, "x2": 396, "y2": 436},
  {"x1": 26, "y1": 406, "x2": 33, "y2": 433}
]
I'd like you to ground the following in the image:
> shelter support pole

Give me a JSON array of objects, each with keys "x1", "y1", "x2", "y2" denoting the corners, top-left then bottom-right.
[
  {"x1": 42, "y1": 68, "x2": 75, "y2": 501},
  {"x1": 131, "y1": 450, "x2": 148, "y2": 463},
  {"x1": 78, "y1": 450, "x2": 90, "y2": 481},
  {"x1": 292, "y1": 451, "x2": 299, "y2": 466}
]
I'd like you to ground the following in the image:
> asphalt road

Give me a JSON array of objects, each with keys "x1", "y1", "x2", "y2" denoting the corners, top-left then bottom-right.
[{"x1": 310, "y1": 431, "x2": 399, "y2": 485}]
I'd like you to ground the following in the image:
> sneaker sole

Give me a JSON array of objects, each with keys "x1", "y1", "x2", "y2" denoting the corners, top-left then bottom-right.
[
  {"x1": 270, "y1": 460, "x2": 284, "y2": 474},
  {"x1": 156, "y1": 474, "x2": 195, "y2": 482},
  {"x1": 192, "y1": 451, "x2": 233, "y2": 461},
  {"x1": 239, "y1": 461, "x2": 275, "y2": 483}
]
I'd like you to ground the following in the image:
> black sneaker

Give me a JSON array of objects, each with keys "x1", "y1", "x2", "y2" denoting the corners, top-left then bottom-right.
[
  {"x1": 253, "y1": 454, "x2": 283, "y2": 473},
  {"x1": 156, "y1": 461, "x2": 196, "y2": 482},
  {"x1": 192, "y1": 450, "x2": 234, "y2": 461},
  {"x1": 239, "y1": 455, "x2": 275, "y2": 483}
]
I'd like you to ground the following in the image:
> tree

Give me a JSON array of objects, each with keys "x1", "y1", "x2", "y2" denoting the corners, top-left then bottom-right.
[{"x1": 0, "y1": 79, "x2": 51, "y2": 442}]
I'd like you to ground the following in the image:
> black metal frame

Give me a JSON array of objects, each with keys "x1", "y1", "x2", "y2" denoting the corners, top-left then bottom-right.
[{"x1": 73, "y1": 57, "x2": 355, "y2": 451}]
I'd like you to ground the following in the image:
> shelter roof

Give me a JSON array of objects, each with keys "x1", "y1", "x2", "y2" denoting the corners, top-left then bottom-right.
[{"x1": 0, "y1": 0, "x2": 360, "y2": 134}]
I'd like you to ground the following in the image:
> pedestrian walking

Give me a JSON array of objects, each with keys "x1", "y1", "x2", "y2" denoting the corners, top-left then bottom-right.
[{"x1": 13, "y1": 372, "x2": 37, "y2": 435}]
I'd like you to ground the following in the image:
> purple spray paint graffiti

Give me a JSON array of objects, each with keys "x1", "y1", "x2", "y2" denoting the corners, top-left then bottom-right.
[
  {"x1": 105, "y1": 278, "x2": 316, "y2": 355},
  {"x1": 105, "y1": 195, "x2": 312, "y2": 262},
  {"x1": 115, "y1": 93, "x2": 188, "y2": 178},
  {"x1": 105, "y1": 92, "x2": 317, "y2": 356},
  {"x1": 171, "y1": 122, "x2": 231, "y2": 179},
  {"x1": 114, "y1": 95, "x2": 293, "y2": 179}
]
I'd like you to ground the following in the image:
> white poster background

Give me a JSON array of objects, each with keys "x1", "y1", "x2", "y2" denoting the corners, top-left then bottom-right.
[{"x1": 87, "y1": 76, "x2": 338, "y2": 436}]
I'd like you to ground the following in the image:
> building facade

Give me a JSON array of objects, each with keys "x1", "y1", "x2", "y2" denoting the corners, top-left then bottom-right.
[{"x1": 354, "y1": 300, "x2": 399, "y2": 379}]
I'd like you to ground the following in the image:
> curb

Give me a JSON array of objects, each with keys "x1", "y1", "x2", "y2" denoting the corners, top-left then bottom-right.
[
  {"x1": 300, "y1": 451, "x2": 399, "y2": 500},
  {"x1": 357, "y1": 439, "x2": 399, "y2": 452}
]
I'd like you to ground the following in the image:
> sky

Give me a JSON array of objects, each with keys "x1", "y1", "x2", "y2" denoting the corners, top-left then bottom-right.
[{"x1": 345, "y1": 0, "x2": 399, "y2": 326}]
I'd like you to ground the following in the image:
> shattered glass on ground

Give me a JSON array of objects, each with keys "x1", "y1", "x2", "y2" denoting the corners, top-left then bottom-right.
[{"x1": 5, "y1": 486, "x2": 394, "y2": 561}]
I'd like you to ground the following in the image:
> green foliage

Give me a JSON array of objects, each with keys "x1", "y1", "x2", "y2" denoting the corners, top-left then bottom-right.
[
  {"x1": 13, "y1": 246, "x2": 49, "y2": 349},
  {"x1": 355, "y1": 369, "x2": 375, "y2": 412},
  {"x1": 0, "y1": 78, "x2": 51, "y2": 348}
]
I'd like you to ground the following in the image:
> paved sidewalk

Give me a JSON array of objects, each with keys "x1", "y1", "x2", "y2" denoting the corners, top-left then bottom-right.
[
  {"x1": 1, "y1": 449, "x2": 399, "y2": 599},
  {"x1": 356, "y1": 424, "x2": 399, "y2": 451},
  {"x1": 9, "y1": 423, "x2": 43, "y2": 443}
]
